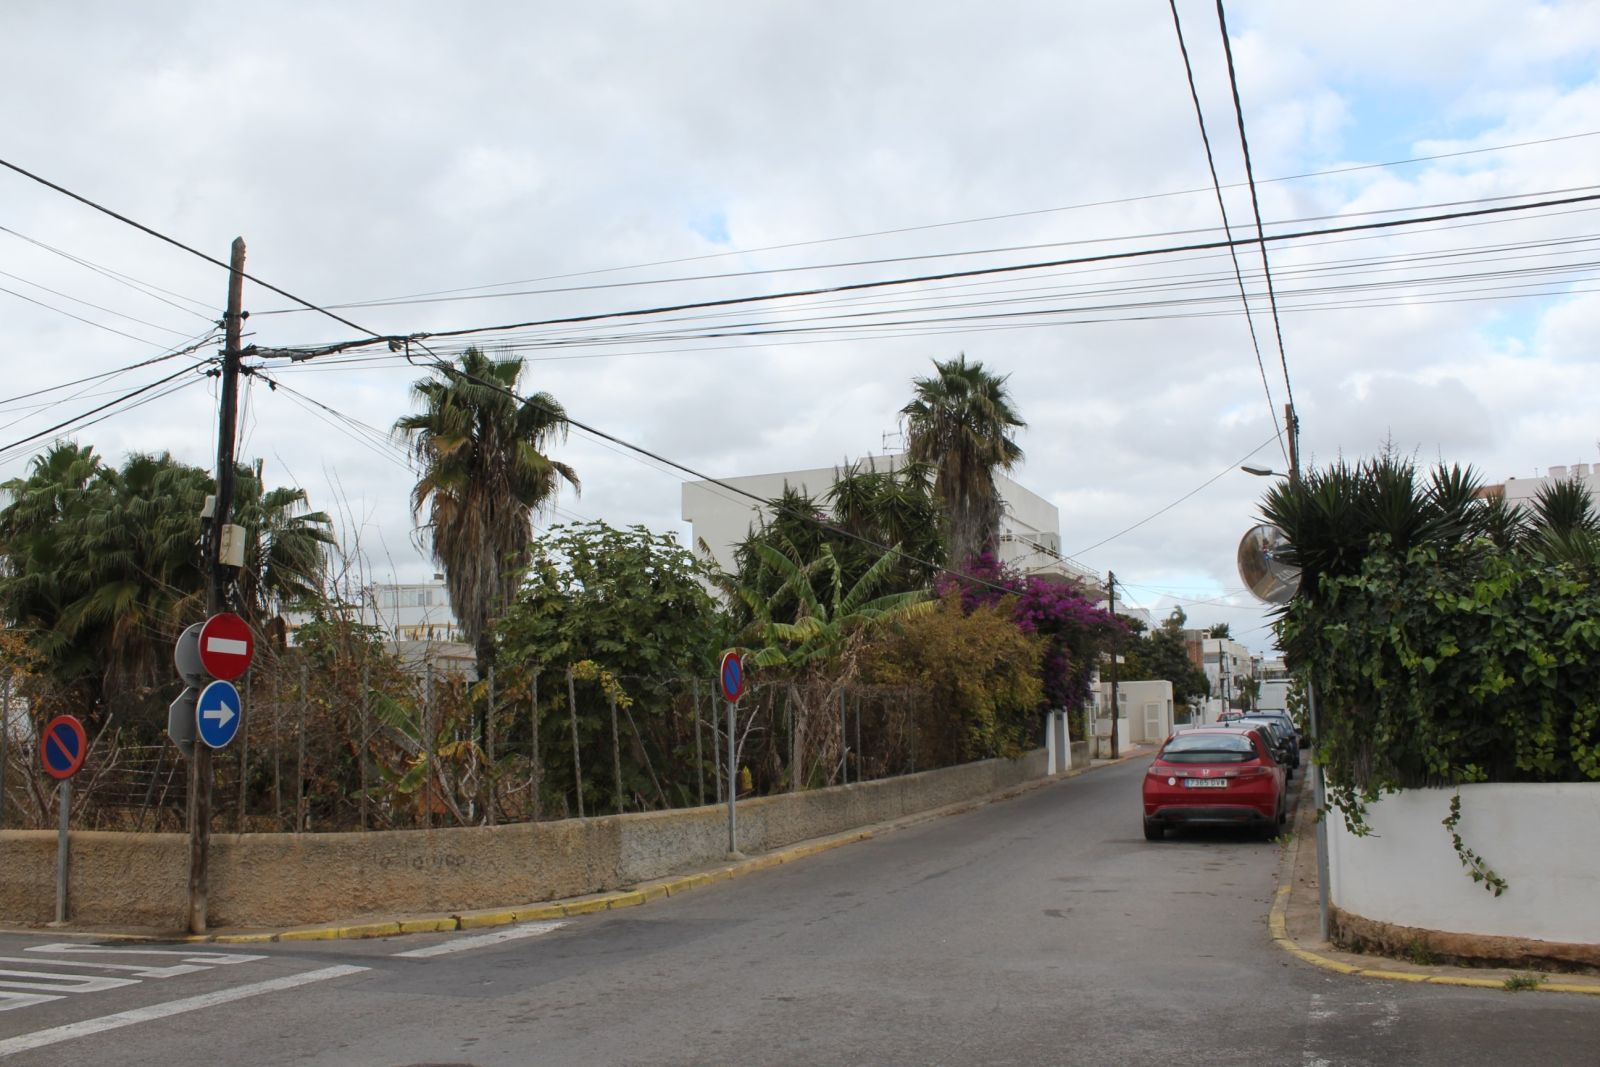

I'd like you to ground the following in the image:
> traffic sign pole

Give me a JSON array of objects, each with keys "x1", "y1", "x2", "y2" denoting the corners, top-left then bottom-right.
[
  {"x1": 727, "y1": 696, "x2": 738, "y2": 858},
  {"x1": 719, "y1": 651, "x2": 745, "y2": 859},
  {"x1": 54, "y1": 778, "x2": 69, "y2": 925}
]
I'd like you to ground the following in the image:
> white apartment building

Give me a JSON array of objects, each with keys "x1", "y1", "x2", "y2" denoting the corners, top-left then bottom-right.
[
  {"x1": 1197, "y1": 636, "x2": 1252, "y2": 707},
  {"x1": 364, "y1": 578, "x2": 464, "y2": 643},
  {"x1": 1486, "y1": 462, "x2": 1600, "y2": 510},
  {"x1": 680, "y1": 454, "x2": 1100, "y2": 588}
]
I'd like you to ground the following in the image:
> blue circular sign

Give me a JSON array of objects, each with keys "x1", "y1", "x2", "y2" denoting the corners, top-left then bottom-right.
[
  {"x1": 195, "y1": 680, "x2": 242, "y2": 749},
  {"x1": 719, "y1": 651, "x2": 745, "y2": 703}
]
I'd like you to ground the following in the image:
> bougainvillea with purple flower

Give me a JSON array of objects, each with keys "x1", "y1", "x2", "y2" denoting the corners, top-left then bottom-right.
[{"x1": 937, "y1": 552, "x2": 1125, "y2": 708}]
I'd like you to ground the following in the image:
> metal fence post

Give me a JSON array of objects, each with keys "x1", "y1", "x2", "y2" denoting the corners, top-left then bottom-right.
[
  {"x1": 0, "y1": 674, "x2": 10, "y2": 830},
  {"x1": 712, "y1": 687, "x2": 723, "y2": 805},
  {"x1": 359, "y1": 661, "x2": 370, "y2": 831},
  {"x1": 237, "y1": 670, "x2": 251, "y2": 834},
  {"x1": 566, "y1": 667, "x2": 584, "y2": 819},
  {"x1": 296, "y1": 662, "x2": 307, "y2": 834},
  {"x1": 840, "y1": 687, "x2": 848, "y2": 785},
  {"x1": 693, "y1": 678, "x2": 704, "y2": 806},
  {"x1": 531, "y1": 671, "x2": 541, "y2": 822},
  {"x1": 609, "y1": 691, "x2": 624, "y2": 814},
  {"x1": 424, "y1": 663, "x2": 434, "y2": 831},
  {"x1": 272, "y1": 681, "x2": 282, "y2": 830},
  {"x1": 486, "y1": 664, "x2": 497, "y2": 827},
  {"x1": 789, "y1": 685, "x2": 799, "y2": 793}
]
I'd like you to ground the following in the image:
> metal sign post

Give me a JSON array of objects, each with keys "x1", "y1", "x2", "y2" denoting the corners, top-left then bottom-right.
[
  {"x1": 719, "y1": 651, "x2": 745, "y2": 858},
  {"x1": 40, "y1": 714, "x2": 87, "y2": 925}
]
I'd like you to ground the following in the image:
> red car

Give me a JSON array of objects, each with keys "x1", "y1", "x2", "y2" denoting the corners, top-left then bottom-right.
[{"x1": 1142, "y1": 726, "x2": 1286, "y2": 841}]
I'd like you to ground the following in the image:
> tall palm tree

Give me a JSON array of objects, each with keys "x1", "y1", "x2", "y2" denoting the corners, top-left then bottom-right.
[
  {"x1": 395, "y1": 348, "x2": 579, "y2": 683},
  {"x1": 899, "y1": 354, "x2": 1025, "y2": 567}
]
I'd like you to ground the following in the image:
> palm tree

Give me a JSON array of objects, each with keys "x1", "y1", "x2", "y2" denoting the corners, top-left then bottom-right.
[
  {"x1": 394, "y1": 348, "x2": 579, "y2": 684},
  {"x1": 899, "y1": 354, "x2": 1025, "y2": 568}
]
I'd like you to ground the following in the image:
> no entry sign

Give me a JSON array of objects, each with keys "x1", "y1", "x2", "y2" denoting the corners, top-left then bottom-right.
[
  {"x1": 40, "y1": 714, "x2": 88, "y2": 780},
  {"x1": 719, "y1": 650, "x2": 745, "y2": 703},
  {"x1": 198, "y1": 612, "x2": 254, "y2": 681}
]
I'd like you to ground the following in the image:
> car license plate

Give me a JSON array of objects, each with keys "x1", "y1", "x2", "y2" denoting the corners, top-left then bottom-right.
[{"x1": 1183, "y1": 778, "x2": 1227, "y2": 788}]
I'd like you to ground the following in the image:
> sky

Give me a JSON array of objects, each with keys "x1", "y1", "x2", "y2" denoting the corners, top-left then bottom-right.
[{"x1": 2, "y1": 0, "x2": 1598, "y2": 654}]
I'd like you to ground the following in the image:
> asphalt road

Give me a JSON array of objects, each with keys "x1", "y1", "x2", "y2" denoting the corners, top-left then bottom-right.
[{"x1": 1, "y1": 758, "x2": 1595, "y2": 1065}]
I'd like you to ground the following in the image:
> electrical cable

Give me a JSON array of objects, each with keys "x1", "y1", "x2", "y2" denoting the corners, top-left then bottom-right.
[
  {"x1": 0, "y1": 363, "x2": 210, "y2": 462},
  {"x1": 0, "y1": 223, "x2": 218, "y2": 319},
  {"x1": 390, "y1": 190, "x2": 1600, "y2": 347},
  {"x1": 1069, "y1": 430, "x2": 1284, "y2": 559},
  {"x1": 0, "y1": 157, "x2": 395, "y2": 343},
  {"x1": 1168, "y1": 0, "x2": 1286, "y2": 464},
  {"x1": 1215, "y1": 0, "x2": 1295, "y2": 415},
  {"x1": 251, "y1": 127, "x2": 1600, "y2": 314}
]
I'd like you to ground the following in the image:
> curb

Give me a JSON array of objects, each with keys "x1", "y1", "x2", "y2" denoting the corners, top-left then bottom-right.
[{"x1": 1267, "y1": 790, "x2": 1600, "y2": 998}]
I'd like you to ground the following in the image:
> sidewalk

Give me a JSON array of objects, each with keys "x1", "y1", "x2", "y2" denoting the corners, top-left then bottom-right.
[{"x1": 1271, "y1": 773, "x2": 1600, "y2": 997}]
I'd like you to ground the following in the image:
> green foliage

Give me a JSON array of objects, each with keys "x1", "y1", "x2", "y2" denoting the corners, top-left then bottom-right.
[
  {"x1": 395, "y1": 347, "x2": 579, "y2": 680},
  {"x1": 735, "y1": 539, "x2": 931, "y2": 672},
  {"x1": 1118, "y1": 611, "x2": 1209, "y2": 706},
  {"x1": 861, "y1": 593, "x2": 1044, "y2": 762},
  {"x1": 0, "y1": 443, "x2": 332, "y2": 727},
  {"x1": 1264, "y1": 453, "x2": 1600, "y2": 892},
  {"x1": 729, "y1": 459, "x2": 944, "y2": 625},
  {"x1": 1503, "y1": 973, "x2": 1546, "y2": 992},
  {"x1": 501, "y1": 521, "x2": 725, "y2": 679},
  {"x1": 496, "y1": 521, "x2": 727, "y2": 815},
  {"x1": 900, "y1": 354, "x2": 1025, "y2": 567}
]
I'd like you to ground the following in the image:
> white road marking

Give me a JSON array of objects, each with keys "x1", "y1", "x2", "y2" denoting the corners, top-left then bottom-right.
[
  {"x1": 24, "y1": 944, "x2": 265, "y2": 967},
  {"x1": 0, "y1": 964, "x2": 368, "y2": 1058},
  {"x1": 0, "y1": 993, "x2": 61, "y2": 1015},
  {"x1": 391, "y1": 921, "x2": 568, "y2": 958},
  {"x1": 0, "y1": 956, "x2": 209, "y2": 979},
  {"x1": 0, "y1": 970, "x2": 139, "y2": 995}
]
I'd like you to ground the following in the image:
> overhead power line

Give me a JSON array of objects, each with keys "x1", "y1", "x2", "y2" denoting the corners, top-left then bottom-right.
[
  {"x1": 1167, "y1": 0, "x2": 1285, "y2": 464},
  {"x1": 252, "y1": 126, "x2": 1600, "y2": 316},
  {"x1": 1215, "y1": 0, "x2": 1295, "y2": 414},
  {"x1": 0, "y1": 156, "x2": 390, "y2": 342}
]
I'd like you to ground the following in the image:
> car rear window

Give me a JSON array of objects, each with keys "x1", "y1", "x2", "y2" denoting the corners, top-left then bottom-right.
[{"x1": 1159, "y1": 732, "x2": 1257, "y2": 763}]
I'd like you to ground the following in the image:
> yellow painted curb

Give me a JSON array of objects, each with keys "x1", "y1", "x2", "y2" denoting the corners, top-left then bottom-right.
[
  {"x1": 560, "y1": 897, "x2": 611, "y2": 917},
  {"x1": 397, "y1": 917, "x2": 458, "y2": 934},
  {"x1": 1426, "y1": 976, "x2": 1508, "y2": 990},
  {"x1": 457, "y1": 910, "x2": 518, "y2": 930},
  {"x1": 338, "y1": 921, "x2": 402, "y2": 940},
  {"x1": 1358, "y1": 969, "x2": 1430, "y2": 983},
  {"x1": 277, "y1": 927, "x2": 341, "y2": 942},
  {"x1": 514, "y1": 905, "x2": 566, "y2": 922},
  {"x1": 1269, "y1": 822, "x2": 1600, "y2": 997},
  {"x1": 668, "y1": 873, "x2": 713, "y2": 894},
  {"x1": 604, "y1": 891, "x2": 646, "y2": 911},
  {"x1": 635, "y1": 884, "x2": 670, "y2": 903},
  {"x1": 212, "y1": 932, "x2": 277, "y2": 944}
]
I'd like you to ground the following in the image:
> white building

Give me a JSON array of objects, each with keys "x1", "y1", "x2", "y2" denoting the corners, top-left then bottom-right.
[
  {"x1": 1486, "y1": 462, "x2": 1600, "y2": 510},
  {"x1": 364, "y1": 578, "x2": 464, "y2": 643},
  {"x1": 680, "y1": 454, "x2": 1100, "y2": 587},
  {"x1": 1197, "y1": 637, "x2": 1252, "y2": 708}
]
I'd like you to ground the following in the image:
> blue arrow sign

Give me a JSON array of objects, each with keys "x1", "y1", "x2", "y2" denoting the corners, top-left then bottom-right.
[{"x1": 195, "y1": 680, "x2": 242, "y2": 749}]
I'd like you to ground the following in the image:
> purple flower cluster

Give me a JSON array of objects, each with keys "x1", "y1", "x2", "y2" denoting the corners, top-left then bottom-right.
[{"x1": 938, "y1": 552, "x2": 1126, "y2": 707}]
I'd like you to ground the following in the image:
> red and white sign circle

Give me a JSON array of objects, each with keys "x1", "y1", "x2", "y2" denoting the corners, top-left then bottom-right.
[{"x1": 198, "y1": 612, "x2": 255, "y2": 680}]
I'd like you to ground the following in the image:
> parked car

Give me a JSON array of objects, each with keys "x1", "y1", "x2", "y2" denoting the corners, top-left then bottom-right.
[
  {"x1": 1142, "y1": 726, "x2": 1287, "y2": 841},
  {"x1": 1241, "y1": 711, "x2": 1301, "y2": 767}
]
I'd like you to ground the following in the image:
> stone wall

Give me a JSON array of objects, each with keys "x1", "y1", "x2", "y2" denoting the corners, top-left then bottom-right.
[{"x1": 1, "y1": 750, "x2": 1047, "y2": 930}]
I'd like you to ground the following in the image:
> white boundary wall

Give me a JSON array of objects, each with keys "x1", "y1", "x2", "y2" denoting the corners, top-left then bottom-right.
[{"x1": 1327, "y1": 783, "x2": 1600, "y2": 945}]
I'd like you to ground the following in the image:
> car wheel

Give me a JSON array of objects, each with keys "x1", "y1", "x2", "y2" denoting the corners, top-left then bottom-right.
[{"x1": 1143, "y1": 817, "x2": 1165, "y2": 841}]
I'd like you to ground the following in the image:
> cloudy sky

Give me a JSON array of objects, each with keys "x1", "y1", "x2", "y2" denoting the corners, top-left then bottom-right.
[{"x1": 3, "y1": 1, "x2": 1597, "y2": 652}]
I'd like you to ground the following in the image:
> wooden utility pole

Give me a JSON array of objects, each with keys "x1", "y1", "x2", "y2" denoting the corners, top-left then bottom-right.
[
  {"x1": 1284, "y1": 403, "x2": 1300, "y2": 483},
  {"x1": 1107, "y1": 571, "x2": 1119, "y2": 759},
  {"x1": 188, "y1": 236, "x2": 245, "y2": 935}
]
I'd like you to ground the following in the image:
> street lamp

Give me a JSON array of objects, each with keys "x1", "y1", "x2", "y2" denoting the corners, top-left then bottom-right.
[{"x1": 1240, "y1": 465, "x2": 1288, "y2": 479}]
